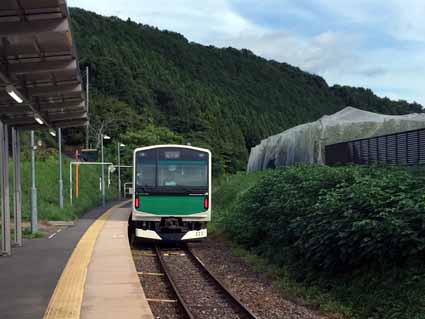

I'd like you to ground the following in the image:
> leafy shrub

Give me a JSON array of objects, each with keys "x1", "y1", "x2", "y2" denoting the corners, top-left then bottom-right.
[{"x1": 219, "y1": 166, "x2": 425, "y2": 273}]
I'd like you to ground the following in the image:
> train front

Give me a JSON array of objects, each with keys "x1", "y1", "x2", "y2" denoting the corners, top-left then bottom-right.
[{"x1": 131, "y1": 145, "x2": 211, "y2": 241}]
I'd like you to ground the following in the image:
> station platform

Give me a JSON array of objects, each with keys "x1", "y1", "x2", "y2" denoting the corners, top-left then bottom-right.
[{"x1": 0, "y1": 201, "x2": 154, "y2": 319}]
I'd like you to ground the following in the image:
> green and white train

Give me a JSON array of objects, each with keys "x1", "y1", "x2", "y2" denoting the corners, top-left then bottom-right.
[{"x1": 130, "y1": 145, "x2": 211, "y2": 241}]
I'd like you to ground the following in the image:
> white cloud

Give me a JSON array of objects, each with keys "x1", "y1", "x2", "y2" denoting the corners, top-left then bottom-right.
[
  {"x1": 69, "y1": 0, "x2": 258, "y2": 43},
  {"x1": 389, "y1": 0, "x2": 425, "y2": 42},
  {"x1": 315, "y1": 0, "x2": 425, "y2": 43},
  {"x1": 213, "y1": 30, "x2": 360, "y2": 76},
  {"x1": 323, "y1": 45, "x2": 425, "y2": 105},
  {"x1": 315, "y1": 0, "x2": 391, "y2": 24}
]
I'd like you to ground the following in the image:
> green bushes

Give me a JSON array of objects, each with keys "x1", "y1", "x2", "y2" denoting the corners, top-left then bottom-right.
[
  {"x1": 213, "y1": 166, "x2": 425, "y2": 318},
  {"x1": 216, "y1": 166, "x2": 425, "y2": 272},
  {"x1": 211, "y1": 171, "x2": 264, "y2": 232},
  {"x1": 293, "y1": 168, "x2": 425, "y2": 272}
]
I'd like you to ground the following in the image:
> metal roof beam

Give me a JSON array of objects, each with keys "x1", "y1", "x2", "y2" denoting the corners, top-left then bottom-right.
[
  {"x1": 0, "y1": 104, "x2": 28, "y2": 110},
  {"x1": 47, "y1": 108, "x2": 85, "y2": 115},
  {"x1": 0, "y1": 18, "x2": 68, "y2": 37},
  {"x1": 9, "y1": 59, "x2": 76, "y2": 74},
  {"x1": 13, "y1": 118, "x2": 88, "y2": 130},
  {"x1": 37, "y1": 98, "x2": 83, "y2": 106},
  {"x1": 40, "y1": 101, "x2": 85, "y2": 110},
  {"x1": 9, "y1": 124, "x2": 43, "y2": 130},
  {"x1": 50, "y1": 118, "x2": 88, "y2": 128},
  {"x1": 48, "y1": 111, "x2": 87, "y2": 121},
  {"x1": 0, "y1": 99, "x2": 83, "y2": 107},
  {"x1": 27, "y1": 83, "x2": 81, "y2": 97},
  {"x1": 4, "y1": 53, "x2": 73, "y2": 63},
  {"x1": 4, "y1": 117, "x2": 38, "y2": 126},
  {"x1": 0, "y1": 106, "x2": 32, "y2": 115},
  {"x1": 0, "y1": 106, "x2": 84, "y2": 116},
  {"x1": 0, "y1": 64, "x2": 12, "y2": 84}
]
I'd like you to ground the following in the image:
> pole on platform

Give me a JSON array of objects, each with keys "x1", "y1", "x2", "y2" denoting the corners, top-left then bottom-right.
[
  {"x1": 117, "y1": 142, "x2": 121, "y2": 200},
  {"x1": 101, "y1": 135, "x2": 105, "y2": 206},
  {"x1": 12, "y1": 128, "x2": 22, "y2": 247},
  {"x1": 1, "y1": 122, "x2": 11, "y2": 255},
  {"x1": 58, "y1": 128, "x2": 64, "y2": 209},
  {"x1": 75, "y1": 150, "x2": 79, "y2": 199},
  {"x1": 30, "y1": 130, "x2": 38, "y2": 234},
  {"x1": 85, "y1": 66, "x2": 89, "y2": 149},
  {"x1": 0, "y1": 121, "x2": 3, "y2": 253},
  {"x1": 70, "y1": 160, "x2": 73, "y2": 206}
]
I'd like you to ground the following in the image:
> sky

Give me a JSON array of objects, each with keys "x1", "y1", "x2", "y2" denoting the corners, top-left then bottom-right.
[{"x1": 68, "y1": 0, "x2": 425, "y2": 106}]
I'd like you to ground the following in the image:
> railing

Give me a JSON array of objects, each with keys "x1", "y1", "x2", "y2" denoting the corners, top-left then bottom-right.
[{"x1": 325, "y1": 128, "x2": 425, "y2": 166}]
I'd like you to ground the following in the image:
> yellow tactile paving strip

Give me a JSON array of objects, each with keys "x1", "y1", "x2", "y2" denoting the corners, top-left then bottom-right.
[{"x1": 43, "y1": 201, "x2": 129, "y2": 319}]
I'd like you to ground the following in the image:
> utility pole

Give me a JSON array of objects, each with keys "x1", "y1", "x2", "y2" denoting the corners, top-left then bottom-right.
[
  {"x1": 101, "y1": 134, "x2": 105, "y2": 206},
  {"x1": 30, "y1": 130, "x2": 38, "y2": 233},
  {"x1": 85, "y1": 66, "x2": 89, "y2": 149},
  {"x1": 117, "y1": 143, "x2": 123, "y2": 200},
  {"x1": 117, "y1": 142, "x2": 121, "y2": 200},
  {"x1": 58, "y1": 128, "x2": 64, "y2": 209}
]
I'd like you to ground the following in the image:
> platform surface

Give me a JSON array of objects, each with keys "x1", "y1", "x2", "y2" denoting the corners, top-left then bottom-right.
[
  {"x1": 0, "y1": 202, "x2": 119, "y2": 319},
  {"x1": 81, "y1": 207, "x2": 153, "y2": 319}
]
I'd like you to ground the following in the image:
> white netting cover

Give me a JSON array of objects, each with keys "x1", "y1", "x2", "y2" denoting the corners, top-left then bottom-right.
[{"x1": 247, "y1": 106, "x2": 425, "y2": 171}]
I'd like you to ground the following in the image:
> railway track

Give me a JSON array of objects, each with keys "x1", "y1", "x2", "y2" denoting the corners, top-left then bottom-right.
[{"x1": 132, "y1": 244, "x2": 257, "y2": 319}]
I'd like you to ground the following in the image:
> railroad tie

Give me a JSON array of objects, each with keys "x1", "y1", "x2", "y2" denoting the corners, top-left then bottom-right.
[
  {"x1": 137, "y1": 271, "x2": 164, "y2": 276},
  {"x1": 146, "y1": 298, "x2": 178, "y2": 303},
  {"x1": 136, "y1": 252, "x2": 156, "y2": 257},
  {"x1": 162, "y1": 252, "x2": 186, "y2": 256}
]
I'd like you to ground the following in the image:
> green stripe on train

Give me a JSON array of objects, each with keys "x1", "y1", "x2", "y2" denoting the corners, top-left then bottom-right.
[{"x1": 136, "y1": 195, "x2": 205, "y2": 215}]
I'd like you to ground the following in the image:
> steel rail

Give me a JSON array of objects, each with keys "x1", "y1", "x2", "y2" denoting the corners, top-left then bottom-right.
[
  {"x1": 155, "y1": 245, "x2": 195, "y2": 319},
  {"x1": 187, "y1": 246, "x2": 258, "y2": 319},
  {"x1": 155, "y1": 244, "x2": 258, "y2": 319}
]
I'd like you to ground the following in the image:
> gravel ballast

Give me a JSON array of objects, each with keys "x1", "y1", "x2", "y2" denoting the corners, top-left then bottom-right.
[
  {"x1": 132, "y1": 247, "x2": 187, "y2": 319},
  {"x1": 189, "y1": 238, "x2": 333, "y2": 319},
  {"x1": 163, "y1": 249, "x2": 251, "y2": 319},
  {"x1": 132, "y1": 239, "x2": 337, "y2": 319}
]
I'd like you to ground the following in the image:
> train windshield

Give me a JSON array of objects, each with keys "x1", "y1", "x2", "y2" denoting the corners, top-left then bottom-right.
[{"x1": 136, "y1": 147, "x2": 208, "y2": 193}]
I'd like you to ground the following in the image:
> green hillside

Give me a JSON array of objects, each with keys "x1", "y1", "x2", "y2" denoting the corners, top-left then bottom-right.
[{"x1": 68, "y1": 8, "x2": 423, "y2": 174}]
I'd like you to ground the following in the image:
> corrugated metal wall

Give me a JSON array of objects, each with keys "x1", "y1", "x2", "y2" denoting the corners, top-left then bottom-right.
[{"x1": 325, "y1": 128, "x2": 425, "y2": 166}]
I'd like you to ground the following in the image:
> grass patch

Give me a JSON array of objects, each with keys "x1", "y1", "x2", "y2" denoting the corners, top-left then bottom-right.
[
  {"x1": 210, "y1": 171, "x2": 265, "y2": 233},
  {"x1": 0, "y1": 150, "x2": 118, "y2": 226},
  {"x1": 1, "y1": 151, "x2": 119, "y2": 242},
  {"x1": 22, "y1": 228, "x2": 45, "y2": 239},
  {"x1": 18, "y1": 156, "x2": 117, "y2": 221}
]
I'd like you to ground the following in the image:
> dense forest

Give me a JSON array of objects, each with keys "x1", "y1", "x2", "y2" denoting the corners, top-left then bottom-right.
[{"x1": 68, "y1": 8, "x2": 423, "y2": 174}]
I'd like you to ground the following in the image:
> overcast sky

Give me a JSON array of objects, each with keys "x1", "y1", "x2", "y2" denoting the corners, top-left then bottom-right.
[{"x1": 68, "y1": 0, "x2": 425, "y2": 106}]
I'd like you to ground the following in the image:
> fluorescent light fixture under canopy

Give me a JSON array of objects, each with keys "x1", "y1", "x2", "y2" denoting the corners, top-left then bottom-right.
[
  {"x1": 5, "y1": 85, "x2": 24, "y2": 104},
  {"x1": 34, "y1": 115, "x2": 44, "y2": 125}
]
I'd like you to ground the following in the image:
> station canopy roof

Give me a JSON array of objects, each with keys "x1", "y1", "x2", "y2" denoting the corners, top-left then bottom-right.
[{"x1": 0, "y1": 0, "x2": 87, "y2": 130}]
